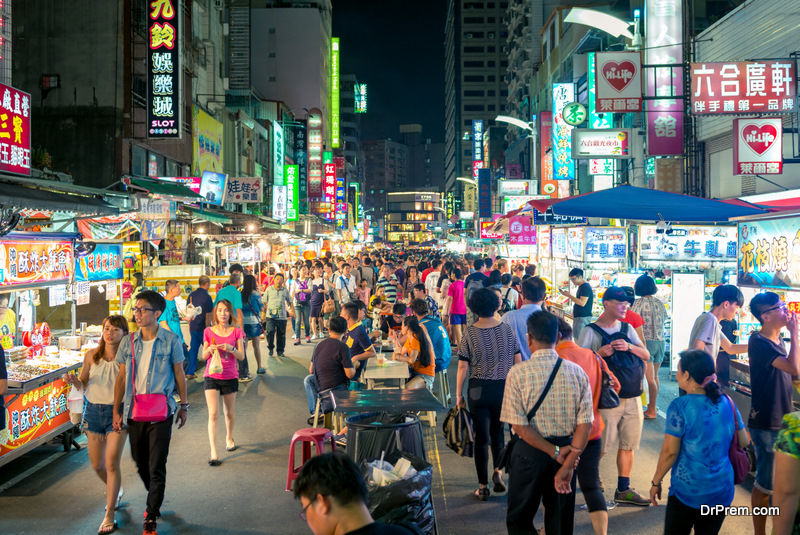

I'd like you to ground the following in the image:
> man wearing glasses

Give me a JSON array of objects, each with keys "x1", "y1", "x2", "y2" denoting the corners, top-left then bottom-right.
[
  {"x1": 294, "y1": 452, "x2": 421, "y2": 534},
  {"x1": 113, "y1": 290, "x2": 188, "y2": 535}
]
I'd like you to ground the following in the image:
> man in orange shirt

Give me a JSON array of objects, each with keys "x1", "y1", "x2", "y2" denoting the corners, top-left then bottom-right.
[{"x1": 556, "y1": 318, "x2": 620, "y2": 534}]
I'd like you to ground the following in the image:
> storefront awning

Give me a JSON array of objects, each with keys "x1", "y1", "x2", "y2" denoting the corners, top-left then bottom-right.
[
  {"x1": 182, "y1": 206, "x2": 233, "y2": 224},
  {"x1": 129, "y1": 178, "x2": 204, "y2": 200},
  {"x1": 0, "y1": 183, "x2": 119, "y2": 216}
]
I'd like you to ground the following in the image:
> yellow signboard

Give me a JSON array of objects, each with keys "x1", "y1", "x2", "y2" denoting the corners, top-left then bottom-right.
[{"x1": 192, "y1": 106, "x2": 224, "y2": 175}]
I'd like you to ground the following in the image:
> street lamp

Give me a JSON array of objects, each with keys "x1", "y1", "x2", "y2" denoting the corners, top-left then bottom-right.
[
  {"x1": 495, "y1": 115, "x2": 538, "y2": 181},
  {"x1": 456, "y1": 176, "x2": 477, "y2": 186},
  {"x1": 563, "y1": 7, "x2": 635, "y2": 39}
]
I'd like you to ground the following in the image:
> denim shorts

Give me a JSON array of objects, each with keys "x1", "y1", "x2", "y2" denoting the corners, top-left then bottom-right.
[
  {"x1": 750, "y1": 427, "x2": 779, "y2": 493},
  {"x1": 646, "y1": 340, "x2": 667, "y2": 366},
  {"x1": 83, "y1": 400, "x2": 119, "y2": 436},
  {"x1": 410, "y1": 372, "x2": 435, "y2": 389}
]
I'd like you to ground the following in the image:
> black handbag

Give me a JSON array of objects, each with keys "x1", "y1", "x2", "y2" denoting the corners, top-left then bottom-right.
[
  {"x1": 497, "y1": 358, "x2": 562, "y2": 471},
  {"x1": 595, "y1": 352, "x2": 620, "y2": 409}
]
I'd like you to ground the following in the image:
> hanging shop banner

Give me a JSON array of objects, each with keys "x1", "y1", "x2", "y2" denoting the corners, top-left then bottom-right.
[
  {"x1": 272, "y1": 120, "x2": 284, "y2": 185},
  {"x1": 478, "y1": 168, "x2": 492, "y2": 219},
  {"x1": 75, "y1": 243, "x2": 123, "y2": 282},
  {"x1": 595, "y1": 51, "x2": 643, "y2": 112},
  {"x1": 584, "y1": 227, "x2": 627, "y2": 263},
  {"x1": 191, "y1": 106, "x2": 223, "y2": 175},
  {"x1": 141, "y1": 220, "x2": 169, "y2": 241},
  {"x1": 138, "y1": 198, "x2": 176, "y2": 221},
  {"x1": 552, "y1": 84, "x2": 576, "y2": 180},
  {"x1": 272, "y1": 185, "x2": 287, "y2": 222},
  {"x1": 640, "y1": 224, "x2": 737, "y2": 264},
  {"x1": 733, "y1": 118, "x2": 783, "y2": 175},
  {"x1": 227, "y1": 177, "x2": 263, "y2": 203},
  {"x1": 533, "y1": 208, "x2": 586, "y2": 226},
  {"x1": 509, "y1": 216, "x2": 536, "y2": 245},
  {"x1": 0, "y1": 240, "x2": 72, "y2": 288},
  {"x1": 540, "y1": 112, "x2": 557, "y2": 196},
  {"x1": 645, "y1": 0, "x2": 683, "y2": 156},
  {"x1": 291, "y1": 119, "x2": 308, "y2": 209},
  {"x1": 502, "y1": 195, "x2": 547, "y2": 215},
  {"x1": 331, "y1": 38, "x2": 340, "y2": 148},
  {"x1": 691, "y1": 61, "x2": 796, "y2": 115},
  {"x1": 589, "y1": 159, "x2": 615, "y2": 175},
  {"x1": 285, "y1": 164, "x2": 299, "y2": 221},
  {"x1": 0, "y1": 379, "x2": 71, "y2": 458},
  {"x1": 157, "y1": 176, "x2": 202, "y2": 194},
  {"x1": 499, "y1": 180, "x2": 530, "y2": 196},
  {"x1": 567, "y1": 227, "x2": 584, "y2": 262},
  {"x1": 147, "y1": 0, "x2": 180, "y2": 138},
  {"x1": 0, "y1": 83, "x2": 32, "y2": 175},
  {"x1": 552, "y1": 227, "x2": 567, "y2": 259},
  {"x1": 307, "y1": 110, "x2": 323, "y2": 197},
  {"x1": 571, "y1": 129, "x2": 632, "y2": 159},
  {"x1": 737, "y1": 218, "x2": 800, "y2": 289},
  {"x1": 199, "y1": 171, "x2": 228, "y2": 206},
  {"x1": 480, "y1": 222, "x2": 502, "y2": 240},
  {"x1": 538, "y1": 226, "x2": 551, "y2": 259}
]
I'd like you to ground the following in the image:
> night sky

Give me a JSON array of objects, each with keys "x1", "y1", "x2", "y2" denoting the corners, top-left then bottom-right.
[{"x1": 333, "y1": 0, "x2": 447, "y2": 143}]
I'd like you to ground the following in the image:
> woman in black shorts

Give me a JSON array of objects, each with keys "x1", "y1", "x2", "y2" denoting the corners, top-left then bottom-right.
[{"x1": 200, "y1": 300, "x2": 245, "y2": 465}]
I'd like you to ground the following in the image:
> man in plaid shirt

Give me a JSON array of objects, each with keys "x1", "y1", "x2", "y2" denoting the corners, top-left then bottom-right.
[{"x1": 501, "y1": 310, "x2": 593, "y2": 535}]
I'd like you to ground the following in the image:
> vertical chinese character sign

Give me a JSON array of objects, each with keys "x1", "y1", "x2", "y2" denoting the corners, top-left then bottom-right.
[
  {"x1": 0, "y1": 83, "x2": 32, "y2": 175},
  {"x1": 323, "y1": 163, "x2": 336, "y2": 219},
  {"x1": 733, "y1": 118, "x2": 783, "y2": 175},
  {"x1": 148, "y1": 0, "x2": 180, "y2": 138},
  {"x1": 472, "y1": 120, "x2": 484, "y2": 180},
  {"x1": 331, "y1": 38, "x2": 340, "y2": 148},
  {"x1": 478, "y1": 168, "x2": 492, "y2": 219},
  {"x1": 285, "y1": 164, "x2": 299, "y2": 221},
  {"x1": 552, "y1": 83, "x2": 576, "y2": 180},
  {"x1": 307, "y1": 110, "x2": 323, "y2": 198},
  {"x1": 645, "y1": 0, "x2": 683, "y2": 156},
  {"x1": 540, "y1": 112, "x2": 557, "y2": 197}
]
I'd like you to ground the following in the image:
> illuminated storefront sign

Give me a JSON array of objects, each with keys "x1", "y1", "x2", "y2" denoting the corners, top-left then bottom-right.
[
  {"x1": 503, "y1": 195, "x2": 546, "y2": 215},
  {"x1": 331, "y1": 38, "x2": 340, "y2": 148},
  {"x1": 307, "y1": 109, "x2": 323, "y2": 197},
  {"x1": 691, "y1": 61, "x2": 796, "y2": 115},
  {"x1": 538, "y1": 226, "x2": 551, "y2": 259},
  {"x1": 272, "y1": 185, "x2": 287, "y2": 222},
  {"x1": 291, "y1": 120, "x2": 308, "y2": 210},
  {"x1": 589, "y1": 159, "x2": 615, "y2": 175},
  {"x1": 552, "y1": 227, "x2": 567, "y2": 259},
  {"x1": 192, "y1": 106, "x2": 223, "y2": 175},
  {"x1": 0, "y1": 240, "x2": 73, "y2": 287},
  {"x1": 640, "y1": 224, "x2": 737, "y2": 264},
  {"x1": 472, "y1": 120, "x2": 484, "y2": 163},
  {"x1": 446, "y1": 191, "x2": 454, "y2": 219},
  {"x1": 567, "y1": 227, "x2": 584, "y2": 262},
  {"x1": 480, "y1": 222, "x2": 502, "y2": 239},
  {"x1": 138, "y1": 198, "x2": 175, "y2": 221},
  {"x1": 0, "y1": 83, "x2": 31, "y2": 175},
  {"x1": 226, "y1": 177, "x2": 263, "y2": 203},
  {"x1": 552, "y1": 83, "x2": 576, "y2": 180},
  {"x1": 645, "y1": 0, "x2": 683, "y2": 156},
  {"x1": 509, "y1": 216, "x2": 536, "y2": 245},
  {"x1": 323, "y1": 162, "x2": 335, "y2": 218},
  {"x1": 498, "y1": 180, "x2": 530, "y2": 196},
  {"x1": 355, "y1": 83, "x2": 367, "y2": 113},
  {"x1": 595, "y1": 51, "x2": 643, "y2": 112},
  {"x1": 584, "y1": 227, "x2": 627, "y2": 263},
  {"x1": 147, "y1": 0, "x2": 180, "y2": 138},
  {"x1": 738, "y1": 218, "x2": 800, "y2": 289},
  {"x1": 733, "y1": 118, "x2": 783, "y2": 175},
  {"x1": 285, "y1": 164, "x2": 299, "y2": 221},
  {"x1": 273, "y1": 120, "x2": 284, "y2": 185},
  {"x1": 540, "y1": 112, "x2": 556, "y2": 197},
  {"x1": 533, "y1": 208, "x2": 586, "y2": 226},
  {"x1": 478, "y1": 168, "x2": 491, "y2": 219},
  {"x1": 1, "y1": 379, "x2": 71, "y2": 458},
  {"x1": 199, "y1": 171, "x2": 228, "y2": 206},
  {"x1": 156, "y1": 176, "x2": 202, "y2": 194},
  {"x1": 75, "y1": 243, "x2": 123, "y2": 282},
  {"x1": 572, "y1": 129, "x2": 632, "y2": 159}
]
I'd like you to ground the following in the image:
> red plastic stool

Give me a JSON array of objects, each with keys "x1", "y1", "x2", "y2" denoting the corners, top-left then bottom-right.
[{"x1": 286, "y1": 427, "x2": 336, "y2": 491}]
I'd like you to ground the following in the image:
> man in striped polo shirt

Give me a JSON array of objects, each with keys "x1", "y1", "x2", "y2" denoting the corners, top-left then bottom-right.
[{"x1": 377, "y1": 263, "x2": 399, "y2": 304}]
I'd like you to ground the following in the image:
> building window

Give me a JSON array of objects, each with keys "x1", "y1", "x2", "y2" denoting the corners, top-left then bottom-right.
[
  {"x1": 269, "y1": 76, "x2": 276, "y2": 82},
  {"x1": 464, "y1": 75, "x2": 485, "y2": 82},
  {"x1": 464, "y1": 2, "x2": 484, "y2": 8},
  {"x1": 464, "y1": 46, "x2": 484, "y2": 53},
  {"x1": 500, "y1": 60, "x2": 508, "y2": 67},
  {"x1": 464, "y1": 104, "x2": 485, "y2": 111},
  {"x1": 268, "y1": 52, "x2": 275, "y2": 58},
  {"x1": 501, "y1": 89, "x2": 508, "y2": 96},
  {"x1": 464, "y1": 89, "x2": 484, "y2": 97},
  {"x1": 464, "y1": 60, "x2": 484, "y2": 68},
  {"x1": 488, "y1": 17, "x2": 496, "y2": 23},
  {"x1": 488, "y1": 104, "x2": 496, "y2": 111},
  {"x1": 464, "y1": 120, "x2": 472, "y2": 126},
  {"x1": 488, "y1": 75, "x2": 496, "y2": 81},
  {"x1": 488, "y1": 32, "x2": 496, "y2": 38},
  {"x1": 487, "y1": 90, "x2": 495, "y2": 96},
  {"x1": 464, "y1": 16, "x2": 483, "y2": 23},
  {"x1": 487, "y1": 2, "x2": 495, "y2": 7},
  {"x1": 269, "y1": 28, "x2": 276, "y2": 34},
  {"x1": 487, "y1": 60, "x2": 495, "y2": 67},
  {"x1": 464, "y1": 149, "x2": 471, "y2": 156},
  {"x1": 464, "y1": 32, "x2": 484, "y2": 38},
  {"x1": 488, "y1": 46, "x2": 496, "y2": 52}
]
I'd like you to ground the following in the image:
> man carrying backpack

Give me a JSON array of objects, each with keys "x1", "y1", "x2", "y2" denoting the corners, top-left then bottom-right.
[
  {"x1": 577, "y1": 286, "x2": 651, "y2": 507},
  {"x1": 499, "y1": 273, "x2": 519, "y2": 315}
]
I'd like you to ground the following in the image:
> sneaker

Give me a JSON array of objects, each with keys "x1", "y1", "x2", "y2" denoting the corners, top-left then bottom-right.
[
  {"x1": 268, "y1": 349, "x2": 274, "y2": 356},
  {"x1": 277, "y1": 353, "x2": 285, "y2": 358},
  {"x1": 307, "y1": 415, "x2": 317, "y2": 425},
  {"x1": 614, "y1": 487, "x2": 651, "y2": 506},
  {"x1": 306, "y1": 336, "x2": 311, "y2": 343},
  {"x1": 238, "y1": 375, "x2": 253, "y2": 383},
  {"x1": 334, "y1": 434, "x2": 347, "y2": 447},
  {"x1": 256, "y1": 368, "x2": 266, "y2": 374},
  {"x1": 294, "y1": 339, "x2": 302, "y2": 346},
  {"x1": 143, "y1": 519, "x2": 158, "y2": 535}
]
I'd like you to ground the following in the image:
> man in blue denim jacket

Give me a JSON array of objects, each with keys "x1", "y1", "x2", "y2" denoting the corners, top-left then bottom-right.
[{"x1": 113, "y1": 290, "x2": 187, "y2": 535}]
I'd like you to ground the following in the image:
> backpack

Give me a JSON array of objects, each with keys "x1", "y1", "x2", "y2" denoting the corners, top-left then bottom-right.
[
  {"x1": 500, "y1": 287, "x2": 516, "y2": 314},
  {"x1": 586, "y1": 322, "x2": 644, "y2": 399},
  {"x1": 463, "y1": 276, "x2": 484, "y2": 308},
  {"x1": 442, "y1": 405, "x2": 475, "y2": 457}
]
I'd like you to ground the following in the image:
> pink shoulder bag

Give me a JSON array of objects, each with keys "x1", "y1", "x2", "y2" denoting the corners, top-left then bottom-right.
[{"x1": 130, "y1": 333, "x2": 168, "y2": 422}]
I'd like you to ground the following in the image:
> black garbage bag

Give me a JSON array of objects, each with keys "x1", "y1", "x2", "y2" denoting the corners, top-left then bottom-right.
[
  {"x1": 346, "y1": 412, "x2": 425, "y2": 465},
  {"x1": 362, "y1": 450, "x2": 435, "y2": 535}
]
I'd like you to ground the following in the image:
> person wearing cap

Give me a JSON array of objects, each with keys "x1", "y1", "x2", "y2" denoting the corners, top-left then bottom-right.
[{"x1": 577, "y1": 286, "x2": 651, "y2": 507}]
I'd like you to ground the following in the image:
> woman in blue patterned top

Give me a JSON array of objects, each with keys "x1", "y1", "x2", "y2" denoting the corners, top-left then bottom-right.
[{"x1": 649, "y1": 349, "x2": 749, "y2": 534}]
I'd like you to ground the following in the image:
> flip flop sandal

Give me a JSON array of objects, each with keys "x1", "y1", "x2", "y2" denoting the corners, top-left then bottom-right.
[
  {"x1": 208, "y1": 458, "x2": 222, "y2": 466},
  {"x1": 98, "y1": 522, "x2": 118, "y2": 535}
]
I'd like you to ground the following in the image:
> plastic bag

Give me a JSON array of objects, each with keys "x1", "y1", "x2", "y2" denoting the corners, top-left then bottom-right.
[
  {"x1": 208, "y1": 348, "x2": 223, "y2": 375},
  {"x1": 66, "y1": 383, "x2": 84, "y2": 425},
  {"x1": 361, "y1": 451, "x2": 434, "y2": 534}
]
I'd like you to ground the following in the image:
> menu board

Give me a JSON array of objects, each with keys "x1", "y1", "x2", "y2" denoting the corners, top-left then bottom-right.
[
  {"x1": 584, "y1": 227, "x2": 627, "y2": 263},
  {"x1": 567, "y1": 227, "x2": 584, "y2": 262},
  {"x1": 552, "y1": 227, "x2": 567, "y2": 259}
]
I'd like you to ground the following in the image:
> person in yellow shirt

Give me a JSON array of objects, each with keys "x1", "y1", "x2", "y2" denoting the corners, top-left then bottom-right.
[{"x1": 0, "y1": 294, "x2": 16, "y2": 350}]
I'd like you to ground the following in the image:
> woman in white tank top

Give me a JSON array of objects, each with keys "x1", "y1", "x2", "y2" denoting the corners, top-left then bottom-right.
[{"x1": 64, "y1": 315, "x2": 128, "y2": 534}]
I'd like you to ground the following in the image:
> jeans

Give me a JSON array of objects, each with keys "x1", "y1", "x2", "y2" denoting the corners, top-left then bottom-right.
[
  {"x1": 664, "y1": 494, "x2": 726, "y2": 534},
  {"x1": 185, "y1": 330, "x2": 204, "y2": 375},
  {"x1": 265, "y1": 318, "x2": 287, "y2": 353},
  {"x1": 751, "y1": 427, "x2": 780, "y2": 493},
  {"x1": 127, "y1": 415, "x2": 174, "y2": 520},
  {"x1": 295, "y1": 304, "x2": 310, "y2": 338},
  {"x1": 304, "y1": 375, "x2": 347, "y2": 414},
  {"x1": 468, "y1": 378, "x2": 506, "y2": 485}
]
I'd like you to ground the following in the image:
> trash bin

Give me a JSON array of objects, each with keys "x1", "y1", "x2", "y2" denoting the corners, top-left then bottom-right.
[{"x1": 345, "y1": 412, "x2": 426, "y2": 465}]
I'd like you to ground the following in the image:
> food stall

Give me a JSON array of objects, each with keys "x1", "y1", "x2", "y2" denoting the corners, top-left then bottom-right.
[{"x1": 1, "y1": 232, "x2": 86, "y2": 466}]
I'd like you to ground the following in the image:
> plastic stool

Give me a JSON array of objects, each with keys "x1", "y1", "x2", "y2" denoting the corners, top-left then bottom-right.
[
  {"x1": 286, "y1": 428, "x2": 336, "y2": 491},
  {"x1": 435, "y1": 369, "x2": 451, "y2": 407}
]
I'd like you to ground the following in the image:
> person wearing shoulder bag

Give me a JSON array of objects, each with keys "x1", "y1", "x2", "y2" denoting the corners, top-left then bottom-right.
[
  {"x1": 500, "y1": 310, "x2": 593, "y2": 535},
  {"x1": 112, "y1": 290, "x2": 188, "y2": 535}
]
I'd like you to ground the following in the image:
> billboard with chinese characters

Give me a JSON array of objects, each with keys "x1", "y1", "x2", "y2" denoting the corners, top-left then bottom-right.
[
  {"x1": 147, "y1": 0, "x2": 180, "y2": 138},
  {"x1": 272, "y1": 185, "x2": 287, "y2": 222},
  {"x1": 157, "y1": 176, "x2": 201, "y2": 194},
  {"x1": 472, "y1": 120, "x2": 484, "y2": 163},
  {"x1": 640, "y1": 224, "x2": 737, "y2": 265},
  {"x1": 589, "y1": 159, "x2": 615, "y2": 175},
  {"x1": 0, "y1": 240, "x2": 73, "y2": 287},
  {"x1": 0, "y1": 379, "x2": 71, "y2": 459},
  {"x1": 199, "y1": 171, "x2": 228, "y2": 206},
  {"x1": 572, "y1": 129, "x2": 632, "y2": 159},
  {"x1": 584, "y1": 227, "x2": 627, "y2": 263},
  {"x1": 307, "y1": 110, "x2": 323, "y2": 197},
  {"x1": 290, "y1": 119, "x2": 307, "y2": 211},
  {"x1": 355, "y1": 83, "x2": 367, "y2": 113},
  {"x1": 691, "y1": 61, "x2": 796, "y2": 115},
  {"x1": 331, "y1": 38, "x2": 340, "y2": 147},
  {"x1": 478, "y1": 168, "x2": 491, "y2": 219},
  {"x1": 538, "y1": 226, "x2": 551, "y2": 259},
  {"x1": 552, "y1": 84, "x2": 576, "y2": 180},
  {"x1": 75, "y1": 243, "x2": 123, "y2": 282},
  {"x1": 595, "y1": 51, "x2": 643, "y2": 112},
  {"x1": 534, "y1": 208, "x2": 586, "y2": 226},
  {"x1": 285, "y1": 164, "x2": 299, "y2": 221},
  {"x1": 272, "y1": 120, "x2": 284, "y2": 185},
  {"x1": 503, "y1": 195, "x2": 547, "y2": 215},
  {"x1": 499, "y1": 180, "x2": 530, "y2": 196},
  {"x1": 138, "y1": 199, "x2": 176, "y2": 221},
  {"x1": 733, "y1": 118, "x2": 783, "y2": 175},
  {"x1": 480, "y1": 222, "x2": 502, "y2": 239},
  {"x1": 227, "y1": 177, "x2": 263, "y2": 204},
  {"x1": 540, "y1": 112, "x2": 556, "y2": 196},
  {"x1": 192, "y1": 106, "x2": 223, "y2": 175},
  {"x1": 509, "y1": 216, "x2": 536, "y2": 245},
  {"x1": 322, "y1": 162, "x2": 336, "y2": 218},
  {"x1": 738, "y1": 218, "x2": 800, "y2": 289},
  {"x1": 0, "y1": 83, "x2": 31, "y2": 175},
  {"x1": 645, "y1": 0, "x2": 683, "y2": 156}
]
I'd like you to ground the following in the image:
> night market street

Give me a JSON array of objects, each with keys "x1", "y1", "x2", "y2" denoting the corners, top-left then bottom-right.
[{"x1": 0, "y1": 335, "x2": 766, "y2": 535}]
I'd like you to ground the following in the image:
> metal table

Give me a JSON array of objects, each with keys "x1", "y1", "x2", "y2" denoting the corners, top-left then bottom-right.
[
  {"x1": 363, "y1": 359, "x2": 409, "y2": 390},
  {"x1": 330, "y1": 389, "x2": 446, "y2": 431}
]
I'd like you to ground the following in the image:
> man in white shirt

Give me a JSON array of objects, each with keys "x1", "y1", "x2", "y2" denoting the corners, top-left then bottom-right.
[
  {"x1": 336, "y1": 263, "x2": 357, "y2": 304},
  {"x1": 425, "y1": 260, "x2": 442, "y2": 305},
  {"x1": 501, "y1": 277, "x2": 546, "y2": 361}
]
